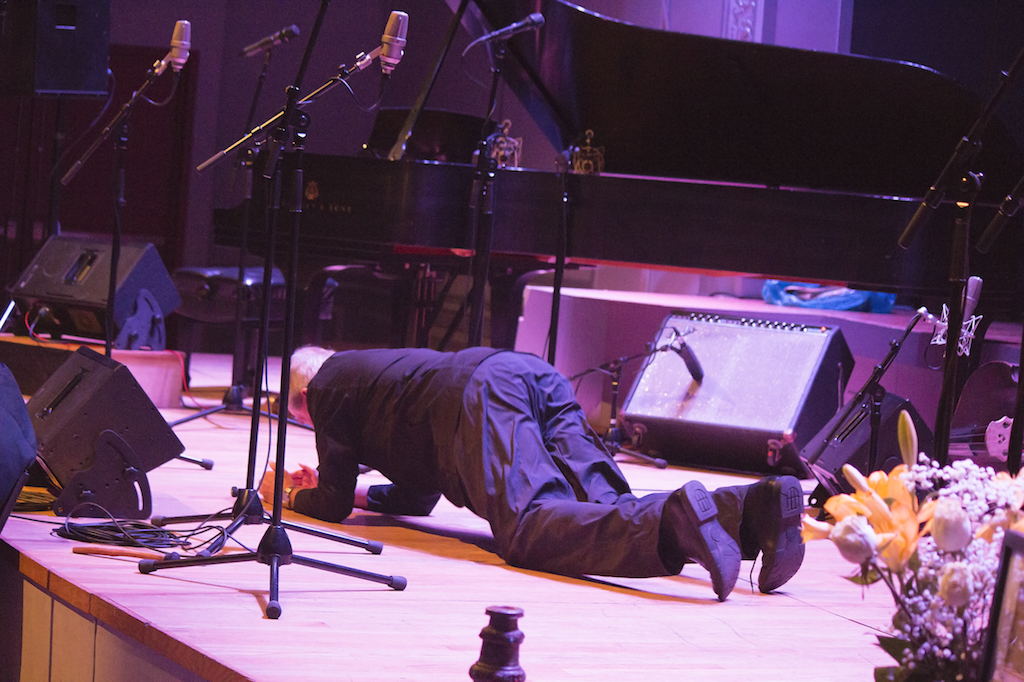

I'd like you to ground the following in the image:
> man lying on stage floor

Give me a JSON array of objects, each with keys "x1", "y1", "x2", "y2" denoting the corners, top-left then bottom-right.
[{"x1": 258, "y1": 345, "x2": 806, "y2": 601}]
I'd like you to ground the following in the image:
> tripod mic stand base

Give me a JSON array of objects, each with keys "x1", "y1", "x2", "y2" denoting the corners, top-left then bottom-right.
[
  {"x1": 615, "y1": 448, "x2": 668, "y2": 469},
  {"x1": 137, "y1": 526, "x2": 407, "y2": 619}
]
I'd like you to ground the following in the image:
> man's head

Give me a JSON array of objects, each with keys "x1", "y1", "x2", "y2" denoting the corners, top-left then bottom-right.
[{"x1": 288, "y1": 345, "x2": 335, "y2": 425}]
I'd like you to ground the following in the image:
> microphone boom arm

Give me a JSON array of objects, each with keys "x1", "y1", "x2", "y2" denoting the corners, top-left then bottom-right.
[{"x1": 197, "y1": 51, "x2": 385, "y2": 173}]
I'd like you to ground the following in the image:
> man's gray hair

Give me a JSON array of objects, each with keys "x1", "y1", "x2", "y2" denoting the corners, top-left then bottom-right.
[{"x1": 289, "y1": 345, "x2": 335, "y2": 414}]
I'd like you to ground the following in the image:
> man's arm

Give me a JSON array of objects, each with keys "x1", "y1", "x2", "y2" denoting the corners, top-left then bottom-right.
[{"x1": 364, "y1": 483, "x2": 441, "y2": 516}]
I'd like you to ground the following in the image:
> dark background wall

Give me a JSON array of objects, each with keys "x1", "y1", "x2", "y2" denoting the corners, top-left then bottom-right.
[{"x1": 3, "y1": 0, "x2": 1024, "y2": 309}]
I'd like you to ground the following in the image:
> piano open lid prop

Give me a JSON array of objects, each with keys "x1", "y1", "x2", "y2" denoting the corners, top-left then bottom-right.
[{"x1": 214, "y1": 0, "x2": 1024, "y2": 338}]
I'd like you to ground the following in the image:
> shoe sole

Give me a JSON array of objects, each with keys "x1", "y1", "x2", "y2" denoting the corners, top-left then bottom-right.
[
  {"x1": 679, "y1": 480, "x2": 741, "y2": 601},
  {"x1": 759, "y1": 475, "x2": 806, "y2": 593}
]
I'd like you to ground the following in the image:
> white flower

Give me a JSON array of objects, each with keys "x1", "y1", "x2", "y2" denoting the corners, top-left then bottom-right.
[
  {"x1": 932, "y1": 497, "x2": 972, "y2": 552},
  {"x1": 830, "y1": 515, "x2": 879, "y2": 565},
  {"x1": 938, "y1": 561, "x2": 972, "y2": 607}
]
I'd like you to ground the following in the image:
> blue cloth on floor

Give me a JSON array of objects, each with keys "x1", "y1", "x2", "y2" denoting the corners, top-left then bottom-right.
[{"x1": 762, "y1": 280, "x2": 896, "y2": 313}]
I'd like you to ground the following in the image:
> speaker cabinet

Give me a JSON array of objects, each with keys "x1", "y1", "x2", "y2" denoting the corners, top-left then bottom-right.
[
  {"x1": 0, "y1": 0, "x2": 111, "y2": 96},
  {"x1": 9, "y1": 233, "x2": 181, "y2": 349},
  {"x1": 803, "y1": 393, "x2": 933, "y2": 507},
  {"x1": 620, "y1": 310, "x2": 854, "y2": 475},
  {"x1": 26, "y1": 346, "x2": 183, "y2": 518},
  {"x1": 0, "y1": 364, "x2": 37, "y2": 532}
]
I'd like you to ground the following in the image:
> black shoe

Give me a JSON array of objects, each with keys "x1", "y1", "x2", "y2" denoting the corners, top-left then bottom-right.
[
  {"x1": 742, "y1": 476, "x2": 805, "y2": 593},
  {"x1": 667, "y1": 481, "x2": 741, "y2": 601}
]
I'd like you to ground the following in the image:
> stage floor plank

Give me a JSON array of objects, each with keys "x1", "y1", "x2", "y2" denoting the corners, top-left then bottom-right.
[{"x1": 3, "y1": 406, "x2": 897, "y2": 681}]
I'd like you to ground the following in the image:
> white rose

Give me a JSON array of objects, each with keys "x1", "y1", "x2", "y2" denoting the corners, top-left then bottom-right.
[
  {"x1": 932, "y1": 497, "x2": 972, "y2": 553},
  {"x1": 830, "y1": 515, "x2": 879, "y2": 565},
  {"x1": 938, "y1": 561, "x2": 972, "y2": 608}
]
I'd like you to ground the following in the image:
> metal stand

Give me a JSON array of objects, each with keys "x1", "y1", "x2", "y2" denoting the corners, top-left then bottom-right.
[
  {"x1": 466, "y1": 41, "x2": 506, "y2": 347},
  {"x1": 803, "y1": 308, "x2": 924, "y2": 497},
  {"x1": 60, "y1": 56, "x2": 180, "y2": 358},
  {"x1": 567, "y1": 336, "x2": 706, "y2": 469},
  {"x1": 138, "y1": 2, "x2": 406, "y2": 619},
  {"x1": 930, "y1": 174, "x2": 982, "y2": 465},
  {"x1": 897, "y1": 41, "x2": 1024, "y2": 467}
]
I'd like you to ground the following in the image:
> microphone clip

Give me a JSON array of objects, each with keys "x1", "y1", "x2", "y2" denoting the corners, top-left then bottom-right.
[{"x1": 929, "y1": 304, "x2": 982, "y2": 357}]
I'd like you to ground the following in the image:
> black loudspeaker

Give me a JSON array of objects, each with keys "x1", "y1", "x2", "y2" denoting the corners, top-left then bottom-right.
[
  {"x1": 8, "y1": 233, "x2": 182, "y2": 349},
  {"x1": 0, "y1": 0, "x2": 111, "y2": 96},
  {"x1": 26, "y1": 346, "x2": 184, "y2": 518},
  {"x1": 620, "y1": 310, "x2": 854, "y2": 475},
  {"x1": 0, "y1": 364, "x2": 37, "y2": 532},
  {"x1": 803, "y1": 393, "x2": 933, "y2": 508}
]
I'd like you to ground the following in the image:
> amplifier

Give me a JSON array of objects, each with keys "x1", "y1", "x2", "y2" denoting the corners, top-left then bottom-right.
[{"x1": 621, "y1": 310, "x2": 854, "y2": 475}]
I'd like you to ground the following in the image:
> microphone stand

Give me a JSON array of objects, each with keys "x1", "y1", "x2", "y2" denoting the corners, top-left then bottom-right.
[
  {"x1": 465, "y1": 39, "x2": 509, "y2": 347},
  {"x1": 928, "y1": 173, "x2": 982, "y2": 466},
  {"x1": 173, "y1": 45, "x2": 281, "y2": 423},
  {"x1": 894, "y1": 43, "x2": 1024, "y2": 470},
  {"x1": 60, "y1": 60, "x2": 181, "y2": 358},
  {"x1": 569, "y1": 345, "x2": 684, "y2": 469},
  {"x1": 804, "y1": 309, "x2": 924, "y2": 497},
  {"x1": 140, "y1": 2, "x2": 406, "y2": 619}
]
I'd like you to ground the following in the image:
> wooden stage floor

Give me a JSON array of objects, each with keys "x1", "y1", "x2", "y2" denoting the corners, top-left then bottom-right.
[{"x1": 1, "y1": 357, "x2": 899, "y2": 682}]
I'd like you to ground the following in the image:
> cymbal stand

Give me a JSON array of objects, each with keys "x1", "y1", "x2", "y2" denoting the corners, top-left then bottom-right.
[{"x1": 139, "y1": 1, "x2": 406, "y2": 619}]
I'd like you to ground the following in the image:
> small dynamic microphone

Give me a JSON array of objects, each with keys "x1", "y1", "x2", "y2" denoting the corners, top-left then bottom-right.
[
  {"x1": 239, "y1": 24, "x2": 299, "y2": 58},
  {"x1": 674, "y1": 342, "x2": 704, "y2": 383},
  {"x1": 480, "y1": 13, "x2": 544, "y2": 43},
  {"x1": 379, "y1": 11, "x2": 409, "y2": 75}
]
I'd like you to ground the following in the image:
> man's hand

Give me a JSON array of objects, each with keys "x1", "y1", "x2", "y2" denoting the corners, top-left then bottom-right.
[{"x1": 258, "y1": 463, "x2": 318, "y2": 507}]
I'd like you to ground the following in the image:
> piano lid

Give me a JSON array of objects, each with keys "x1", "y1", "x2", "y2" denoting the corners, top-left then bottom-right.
[{"x1": 468, "y1": 0, "x2": 1022, "y2": 202}]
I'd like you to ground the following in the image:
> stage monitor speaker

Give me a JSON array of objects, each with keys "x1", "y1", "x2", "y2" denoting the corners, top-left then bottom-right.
[
  {"x1": 26, "y1": 346, "x2": 184, "y2": 518},
  {"x1": 620, "y1": 310, "x2": 854, "y2": 475},
  {"x1": 803, "y1": 393, "x2": 933, "y2": 508},
  {"x1": 0, "y1": 364, "x2": 37, "y2": 532},
  {"x1": 0, "y1": 0, "x2": 111, "y2": 96},
  {"x1": 9, "y1": 233, "x2": 182, "y2": 349}
]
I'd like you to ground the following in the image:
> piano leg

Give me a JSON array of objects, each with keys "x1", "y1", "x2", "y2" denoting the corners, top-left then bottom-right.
[{"x1": 488, "y1": 267, "x2": 557, "y2": 350}]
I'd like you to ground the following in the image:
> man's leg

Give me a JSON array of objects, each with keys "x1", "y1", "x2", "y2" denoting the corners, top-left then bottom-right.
[
  {"x1": 453, "y1": 354, "x2": 740, "y2": 597},
  {"x1": 711, "y1": 477, "x2": 806, "y2": 593}
]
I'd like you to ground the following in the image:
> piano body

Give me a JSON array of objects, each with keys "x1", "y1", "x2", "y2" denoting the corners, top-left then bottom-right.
[{"x1": 213, "y1": 0, "x2": 1024, "y2": 348}]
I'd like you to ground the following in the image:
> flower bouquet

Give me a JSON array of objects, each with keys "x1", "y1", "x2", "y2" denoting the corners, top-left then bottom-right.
[{"x1": 802, "y1": 411, "x2": 1024, "y2": 682}]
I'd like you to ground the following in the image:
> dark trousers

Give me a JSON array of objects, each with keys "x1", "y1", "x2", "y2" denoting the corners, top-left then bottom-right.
[{"x1": 452, "y1": 353, "x2": 675, "y2": 578}]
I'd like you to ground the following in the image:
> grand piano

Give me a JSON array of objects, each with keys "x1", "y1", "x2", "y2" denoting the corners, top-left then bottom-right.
[{"x1": 213, "y1": 0, "x2": 1024, "y2": 348}]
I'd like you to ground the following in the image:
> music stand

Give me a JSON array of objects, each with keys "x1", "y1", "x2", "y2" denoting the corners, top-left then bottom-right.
[{"x1": 138, "y1": 3, "x2": 409, "y2": 619}]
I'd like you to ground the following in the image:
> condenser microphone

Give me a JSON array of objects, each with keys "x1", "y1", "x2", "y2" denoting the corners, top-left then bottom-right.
[
  {"x1": 963, "y1": 276, "x2": 983, "y2": 321},
  {"x1": 168, "y1": 20, "x2": 191, "y2": 72},
  {"x1": 480, "y1": 13, "x2": 544, "y2": 43},
  {"x1": 154, "y1": 20, "x2": 191, "y2": 76},
  {"x1": 379, "y1": 11, "x2": 409, "y2": 75},
  {"x1": 239, "y1": 24, "x2": 299, "y2": 58}
]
